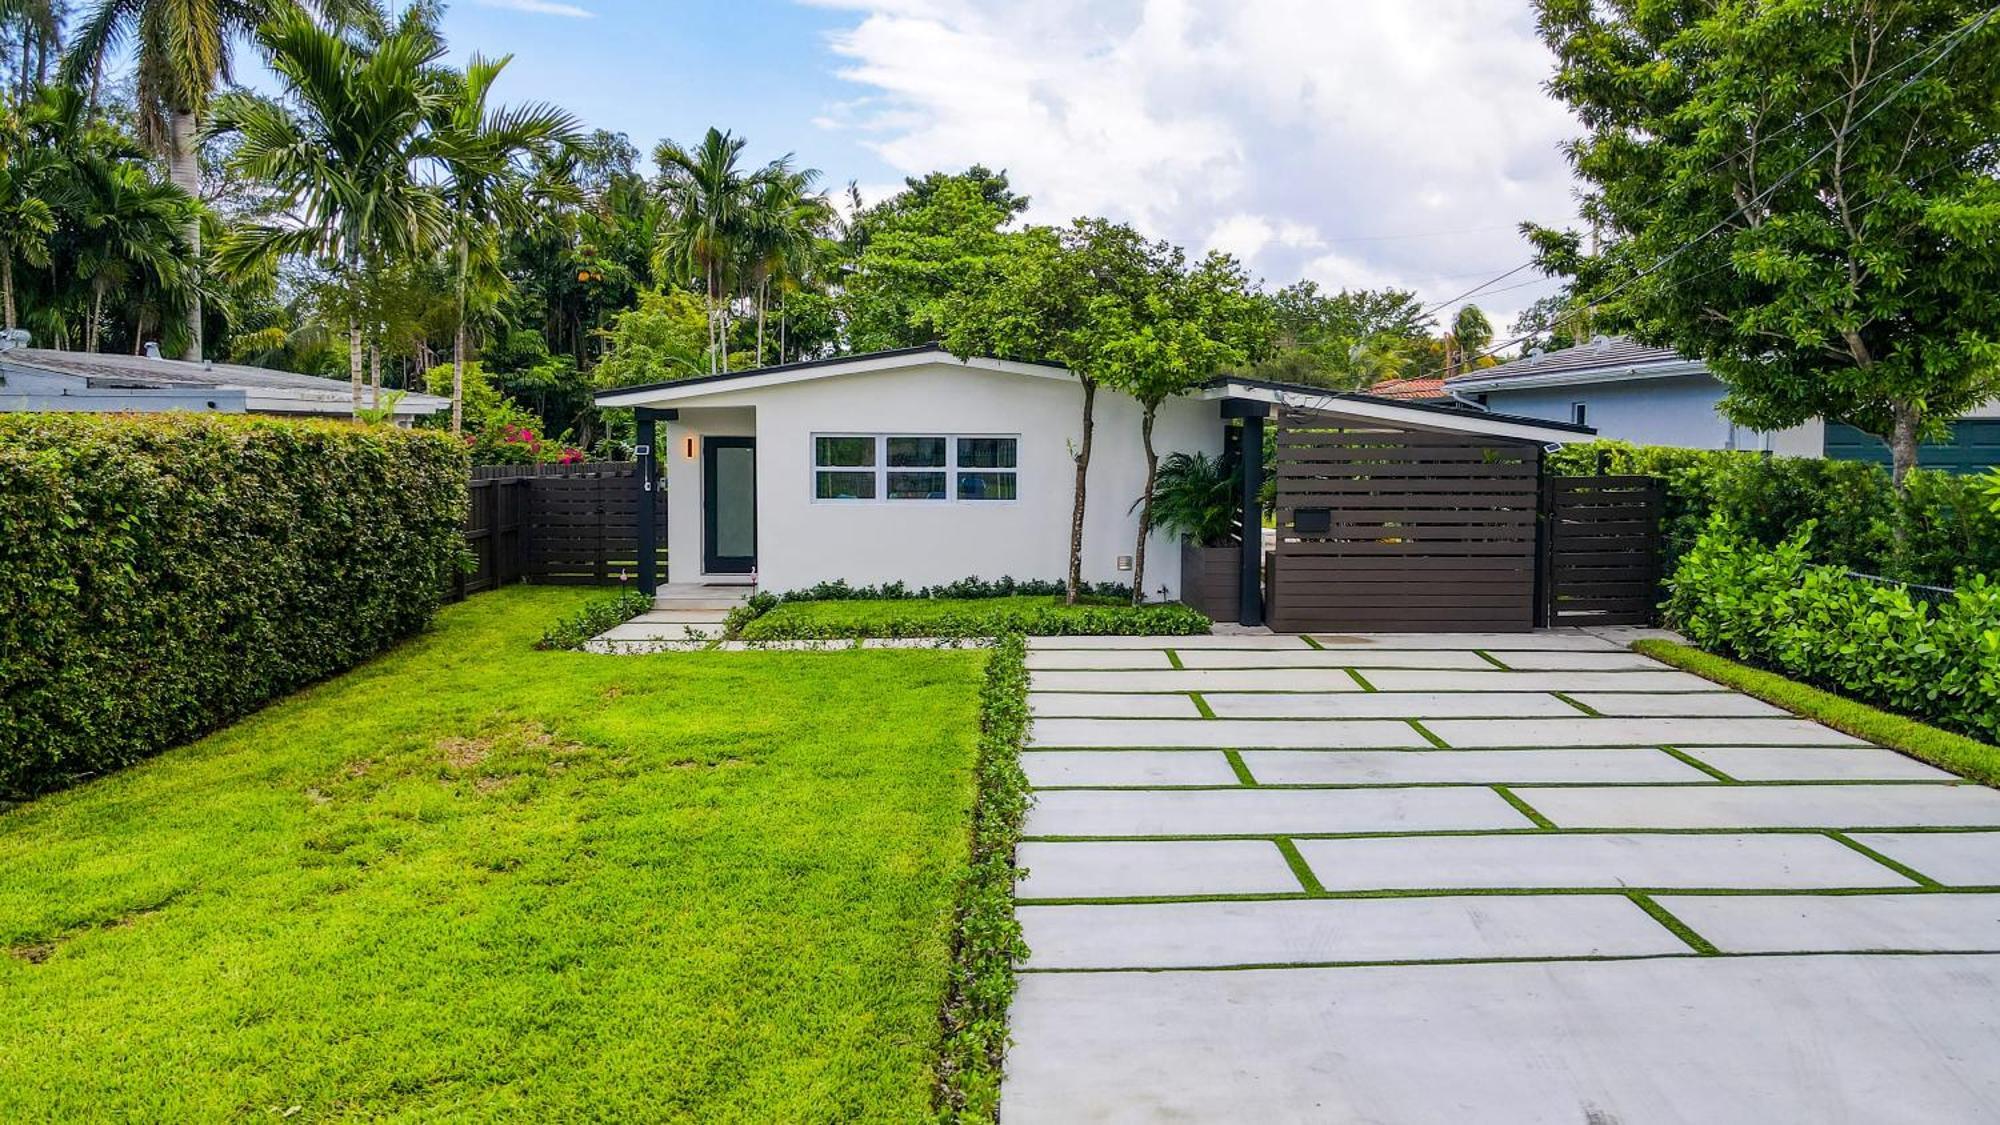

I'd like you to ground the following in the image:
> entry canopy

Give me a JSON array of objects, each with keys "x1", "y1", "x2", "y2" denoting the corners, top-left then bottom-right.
[{"x1": 1200, "y1": 376, "x2": 1598, "y2": 446}]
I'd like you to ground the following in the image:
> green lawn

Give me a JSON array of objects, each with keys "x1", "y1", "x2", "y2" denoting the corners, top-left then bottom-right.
[
  {"x1": 738, "y1": 594, "x2": 1210, "y2": 641},
  {"x1": 0, "y1": 586, "x2": 985, "y2": 1122}
]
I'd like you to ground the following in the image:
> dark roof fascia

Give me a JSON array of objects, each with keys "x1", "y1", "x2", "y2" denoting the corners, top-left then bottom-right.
[
  {"x1": 590, "y1": 343, "x2": 1073, "y2": 404},
  {"x1": 1207, "y1": 375, "x2": 1598, "y2": 436}
]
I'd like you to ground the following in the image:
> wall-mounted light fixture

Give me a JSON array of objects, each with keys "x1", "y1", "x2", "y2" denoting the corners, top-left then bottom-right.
[
  {"x1": 1115, "y1": 555, "x2": 1134, "y2": 571},
  {"x1": 683, "y1": 435, "x2": 698, "y2": 459}
]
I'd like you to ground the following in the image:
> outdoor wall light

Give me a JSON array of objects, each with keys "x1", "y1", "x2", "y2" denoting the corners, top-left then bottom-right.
[
  {"x1": 1115, "y1": 555, "x2": 1134, "y2": 571},
  {"x1": 684, "y1": 435, "x2": 698, "y2": 459}
]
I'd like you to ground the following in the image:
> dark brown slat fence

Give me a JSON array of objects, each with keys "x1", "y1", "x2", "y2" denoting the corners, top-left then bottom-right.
[
  {"x1": 1542, "y1": 475, "x2": 1664, "y2": 626},
  {"x1": 455, "y1": 462, "x2": 663, "y2": 596},
  {"x1": 1267, "y1": 418, "x2": 1541, "y2": 632}
]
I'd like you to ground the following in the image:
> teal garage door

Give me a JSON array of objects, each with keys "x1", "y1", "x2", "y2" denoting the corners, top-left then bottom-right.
[{"x1": 1825, "y1": 420, "x2": 2000, "y2": 474}]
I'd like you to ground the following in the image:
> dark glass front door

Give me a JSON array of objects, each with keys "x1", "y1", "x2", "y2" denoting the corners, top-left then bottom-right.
[{"x1": 703, "y1": 437, "x2": 757, "y2": 574}]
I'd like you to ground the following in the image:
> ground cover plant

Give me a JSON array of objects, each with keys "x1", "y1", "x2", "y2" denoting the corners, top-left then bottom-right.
[
  {"x1": 536, "y1": 587, "x2": 651, "y2": 649},
  {"x1": 0, "y1": 586, "x2": 987, "y2": 1121},
  {"x1": 0, "y1": 413, "x2": 465, "y2": 797},
  {"x1": 734, "y1": 594, "x2": 1211, "y2": 642},
  {"x1": 1634, "y1": 639, "x2": 2000, "y2": 788},
  {"x1": 1664, "y1": 520, "x2": 2000, "y2": 744}
]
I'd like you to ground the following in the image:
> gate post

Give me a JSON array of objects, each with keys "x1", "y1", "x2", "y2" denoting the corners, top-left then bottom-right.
[
  {"x1": 635, "y1": 408, "x2": 662, "y2": 597},
  {"x1": 1535, "y1": 456, "x2": 1554, "y2": 628},
  {"x1": 1221, "y1": 399, "x2": 1268, "y2": 626}
]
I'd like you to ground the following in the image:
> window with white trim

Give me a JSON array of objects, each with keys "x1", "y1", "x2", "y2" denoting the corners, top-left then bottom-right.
[{"x1": 812, "y1": 434, "x2": 1018, "y2": 502}]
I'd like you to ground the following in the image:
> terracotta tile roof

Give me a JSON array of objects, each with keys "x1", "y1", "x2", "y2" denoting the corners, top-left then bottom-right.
[{"x1": 1364, "y1": 376, "x2": 1449, "y2": 401}]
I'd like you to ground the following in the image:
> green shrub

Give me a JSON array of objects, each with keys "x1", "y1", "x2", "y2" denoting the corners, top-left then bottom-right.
[
  {"x1": 1664, "y1": 519, "x2": 2000, "y2": 743},
  {"x1": 0, "y1": 413, "x2": 467, "y2": 796},
  {"x1": 1550, "y1": 439, "x2": 1997, "y2": 584},
  {"x1": 735, "y1": 595, "x2": 1212, "y2": 642},
  {"x1": 536, "y1": 588, "x2": 651, "y2": 650}
]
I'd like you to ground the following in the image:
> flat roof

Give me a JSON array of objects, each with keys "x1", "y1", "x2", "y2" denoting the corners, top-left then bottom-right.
[
  {"x1": 594, "y1": 343, "x2": 1071, "y2": 407},
  {"x1": 1, "y1": 348, "x2": 448, "y2": 413}
]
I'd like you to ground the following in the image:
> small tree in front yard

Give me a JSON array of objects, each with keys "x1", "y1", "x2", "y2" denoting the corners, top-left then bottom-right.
[
  {"x1": 1529, "y1": 0, "x2": 2000, "y2": 494},
  {"x1": 1100, "y1": 251, "x2": 1268, "y2": 604}
]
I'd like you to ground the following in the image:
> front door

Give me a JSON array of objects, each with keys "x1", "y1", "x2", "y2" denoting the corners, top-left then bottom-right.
[{"x1": 703, "y1": 436, "x2": 757, "y2": 574}]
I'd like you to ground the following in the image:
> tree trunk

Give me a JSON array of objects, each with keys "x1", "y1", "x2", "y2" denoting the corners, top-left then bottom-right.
[
  {"x1": 349, "y1": 316, "x2": 364, "y2": 418},
  {"x1": 1065, "y1": 377, "x2": 1098, "y2": 605},
  {"x1": 370, "y1": 342, "x2": 382, "y2": 402},
  {"x1": 1131, "y1": 405, "x2": 1160, "y2": 606},
  {"x1": 167, "y1": 110, "x2": 203, "y2": 360},
  {"x1": 2, "y1": 256, "x2": 14, "y2": 333},
  {"x1": 1889, "y1": 402, "x2": 1921, "y2": 491},
  {"x1": 87, "y1": 285, "x2": 102, "y2": 352},
  {"x1": 453, "y1": 319, "x2": 467, "y2": 434},
  {"x1": 755, "y1": 278, "x2": 767, "y2": 367}
]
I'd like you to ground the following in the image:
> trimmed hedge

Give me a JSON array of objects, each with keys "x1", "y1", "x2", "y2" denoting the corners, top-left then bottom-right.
[
  {"x1": 1548, "y1": 440, "x2": 2000, "y2": 586},
  {"x1": 1664, "y1": 520, "x2": 2000, "y2": 744},
  {"x1": 0, "y1": 413, "x2": 467, "y2": 796}
]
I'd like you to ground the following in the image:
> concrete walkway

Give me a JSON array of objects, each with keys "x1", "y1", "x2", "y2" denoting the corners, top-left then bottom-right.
[
  {"x1": 1004, "y1": 630, "x2": 2000, "y2": 1123},
  {"x1": 584, "y1": 583, "x2": 753, "y2": 651}
]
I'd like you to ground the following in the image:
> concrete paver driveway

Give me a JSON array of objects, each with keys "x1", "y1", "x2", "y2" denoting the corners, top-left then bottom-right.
[{"x1": 1003, "y1": 631, "x2": 2000, "y2": 1123}]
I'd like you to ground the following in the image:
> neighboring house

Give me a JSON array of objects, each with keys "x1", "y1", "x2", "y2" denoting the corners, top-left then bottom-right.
[
  {"x1": 1446, "y1": 335, "x2": 2000, "y2": 471},
  {"x1": 0, "y1": 343, "x2": 447, "y2": 422},
  {"x1": 595, "y1": 344, "x2": 1591, "y2": 597},
  {"x1": 1363, "y1": 376, "x2": 1448, "y2": 402}
]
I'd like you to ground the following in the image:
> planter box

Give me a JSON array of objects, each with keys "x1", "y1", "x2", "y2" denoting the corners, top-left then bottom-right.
[{"x1": 1179, "y1": 541, "x2": 1241, "y2": 621}]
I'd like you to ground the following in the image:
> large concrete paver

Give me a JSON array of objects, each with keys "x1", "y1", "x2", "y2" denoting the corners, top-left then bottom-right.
[
  {"x1": 1480, "y1": 651, "x2": 1672, "y2": 671},
  {"x1": 1361, "y1": 668, "x2": 1720, "y2": 692},
  {"x1": 1025, "y1": 787, "x2": 1532, "y2": 837},
  {"x1": 1002, "y1": 955, "x2": 2000, "y2": 1122},
  {"x1": 1027, "y1": 693, "x2": 1201, "y2": 718},
  {"x1": 1172, "y1": 649, "x2": 1497, "y2": 670},
  {"x1": 1029, "y1": 717, "x2": 1431, "y2": 749},
  {"x1": 1202, "y1": 691, "x2": 1579, "y2": 719},
  {"x1": 1018, "y1": 895, "x2": 1687, "y2": 969},
  {"x1": 1025, "y1": 649, "x2": 1172, "y2": 670},
  {"x1": 1687, "y1": 746, "x2": 1956, "y2": 781},
  {"x1": 1029, "y1": 634, "x2": 1310, "y2": 650},
  {"x1": 1021, "y1": 750, "x2": 1238, "y2": 788},
  {"x1": 1660, "y1": 893, "x2": 2000, "y2": 954},
  {"x1": 1295, "y1": 832, "x2": 1914, "y2": 891},
  {"x1": 1029, "y1": 669, "x2": 1363, "y2": 693},
  {"x1": 1310, "y1": 631, "x2": 1621, "y2": 650},
  {"x1": 1524, "y1": 783, "x2": 2000, "y2": 829},
  {"x1": 1238, "y1": 748, "x2": 1705, "y2": 785},
  {"x1": 1423, "y1": 716, "x2": 1865, "y2": 747},
  {"x1": 1850, "y1": 831, "x2": 2000, "y2": 886},
  {"x1": 1016, "y1": 840, "x2": 1302, "y2": 900},
  {"x1": 1568, "y1": 691, "x2": 1791, "y2": 717}
]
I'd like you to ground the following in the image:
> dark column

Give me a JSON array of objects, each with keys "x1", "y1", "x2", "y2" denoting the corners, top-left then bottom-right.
[
  {"x1": 1220, "y1": 399, "x2": 1268, "y2": 626},
  {"x1": 635, "y1": 408, "x2": 660, "y2": 597}
]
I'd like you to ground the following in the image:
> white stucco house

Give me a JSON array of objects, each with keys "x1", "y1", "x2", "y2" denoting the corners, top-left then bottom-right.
[{"x1": 594, "y1": 344, "x2": 1592, "y2": 610}]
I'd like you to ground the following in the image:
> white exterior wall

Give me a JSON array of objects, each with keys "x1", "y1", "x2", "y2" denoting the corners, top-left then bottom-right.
[{"x1": 659, "y1": 362, "x2": 1222, "y2": 595}]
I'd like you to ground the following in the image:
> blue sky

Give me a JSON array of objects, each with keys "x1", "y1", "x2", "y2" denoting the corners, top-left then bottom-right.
[{"x1": 229, "y1": 0, "x2": 1584, "y2": 332}]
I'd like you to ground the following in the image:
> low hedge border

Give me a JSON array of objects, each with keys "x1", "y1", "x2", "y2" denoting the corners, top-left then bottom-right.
[
  {"x1": 932, "y1": 633, "x2": 1031, "y2": 1121},
  {"x1": 735, "y1": 601, "x2": 1212, "y2": 643},
  {"x1": 536, "y1": 589, "x2": 652, "y2": 650},
  {"x1": 1633, "y1": 639, "x2": 2000, "y2": 788}
]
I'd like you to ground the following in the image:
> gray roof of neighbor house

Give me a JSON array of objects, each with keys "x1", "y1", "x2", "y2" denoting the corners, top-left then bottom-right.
[
  {"x1": 1445, "y1": 335, "x2": 1707, "y2": 392},
  {"x1": 0, "y1": 346, "x2": 448, "y2": 415}
]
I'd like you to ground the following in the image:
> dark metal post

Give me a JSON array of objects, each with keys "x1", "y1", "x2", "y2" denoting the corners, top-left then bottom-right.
[
  {"x1": 635, "y1": 407, "x2": 660, "y2": 597},
  {"x1": 1220, "y1": 399, "x2": 1269, "y2": 627}
]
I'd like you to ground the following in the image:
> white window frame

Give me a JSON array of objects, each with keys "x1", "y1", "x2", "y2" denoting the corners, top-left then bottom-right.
[
  {"x1": 810, "y1": 433, "x2": 1020, "y2": 504},
  {"x1": 1570, "y1": 401, "x2": 1589, "y2": 427}
]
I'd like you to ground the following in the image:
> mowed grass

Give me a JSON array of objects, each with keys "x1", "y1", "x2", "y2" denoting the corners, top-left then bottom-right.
[{"x1": 0, "y1": 586, "x2": 985, "y2": 1122}]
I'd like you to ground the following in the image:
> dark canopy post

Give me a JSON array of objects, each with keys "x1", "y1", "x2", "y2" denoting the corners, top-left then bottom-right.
[
  {"x1": 634, "y1": 407, "x2": 668, "y2": 597},
  {"x1": 1220, "y1": 399, "x2": 1268, "y2": 626}
]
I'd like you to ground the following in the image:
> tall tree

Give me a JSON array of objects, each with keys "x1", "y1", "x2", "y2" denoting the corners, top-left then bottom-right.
[
  {"x1": 1443, "y1": 303, "x2": 1492, "y2": 375},
  {"x1": 1530, "y1": 0, "x2": 2000, "y2": 490},
  {"x1": 1102, "y1": 248, "x2": 1269, "y2": 603},
  {"x1": 843, "y1": 170, "x2": 1020, "y2": 353},
  {"x1": 0, "y1": 96, "x2": 56, "y2": 333},
  {"x1": 426, "y1": 52, "x2": 578, "y2": 432},
  {"x1": 69, "y1": 154, "x2": 195, "y2": 351},
  {"x1": 741, "y1": 162, "x2": 830, "y2": 366},
  {"x1": 210, "y1": 4, "x2": 446, "y2": 415},
  {"x1": 652, "y1": 127, "x2": 779, "y2": 373}
]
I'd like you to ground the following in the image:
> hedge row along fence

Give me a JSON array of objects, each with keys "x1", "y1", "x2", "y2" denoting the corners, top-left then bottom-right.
[
  {"x1": 0, "y1": 414, "x2": 467, "y2": 797},
  {"x1": 1548, "y1": 440, "x2": 2000, "y2": 588},
  {"x1": 1665, "y1": 520, "x2": 2000, "y2": 744}
]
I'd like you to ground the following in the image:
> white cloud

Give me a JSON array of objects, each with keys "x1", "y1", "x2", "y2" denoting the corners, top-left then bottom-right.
[
  {"x1": 473, "y1": 0, "x2": 594, "y2": 18},
  {"x1": 803, "y1": 0, "x2": 1582, "y2": 331}
]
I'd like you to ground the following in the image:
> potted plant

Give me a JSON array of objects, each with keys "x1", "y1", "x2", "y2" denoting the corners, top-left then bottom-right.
[{"x1": 1141, "y1": 450, "x2": 1240, "y2": 618}]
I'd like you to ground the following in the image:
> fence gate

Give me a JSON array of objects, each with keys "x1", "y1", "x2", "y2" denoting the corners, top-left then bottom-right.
[
  {"x1": 1542, "y1": 475, "x2": 1664, "y2": 625},
  {"x1": 1267, "y1": 417, "x2": 1542, "y2": 632}
]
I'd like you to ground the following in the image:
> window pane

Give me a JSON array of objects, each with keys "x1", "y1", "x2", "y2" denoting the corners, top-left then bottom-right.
[
  {"x1": 957, "y1": 437, "x2": 1017, "y2": 468},
  {"x1": 957, "y1": 471, "x2": 1016, "y2": 501},
  {"x1": 887, "y1": 471, "x2": 948, "y2": 499},
  {"x1": 815, "y1": 471, "x2": 876, "y2": 499},
  {"x1": 815, "y1": 436, "x2": 875, "y2": 467},
  {"x1": 886, "y1": 436, "x2": 947, "y2": 467}
]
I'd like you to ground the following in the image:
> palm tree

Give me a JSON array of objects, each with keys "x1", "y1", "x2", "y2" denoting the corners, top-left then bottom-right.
[
  {"x1": 70, "y1": 155, "x2": 196, "y2": 352},
  {"x1": 1443, "y1": 304, "x2": 1493, "y2": 376},
  {"x1": 3, "y1": 0, "x2": 61, "y2": 101},
  {"x1": 0, "y1": 99, "x2": 56, "y2": 333},
  {"x1": 426, "y1": 53, "x2": 578, "y2": 433},
  {"x1": 209, "y1": 4, "x2": 446, "y2": 415},
  {"x1": 741, "y1": 162, "x2": 831, "y2": 366},
  {"x1": 652, "y1": 127, "x2": 781, "y2": 373}
]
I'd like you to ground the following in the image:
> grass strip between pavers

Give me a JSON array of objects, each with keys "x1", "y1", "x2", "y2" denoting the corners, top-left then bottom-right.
[
  {"x1": 1826, "y1": 831, "x2": 1944, "y2": 887},
  {"x1": 1632, "y1": 640, "x2": 2000, "y2": 789},
  {"x1": 1626, "y1": 892, "x2": 1720, "y2": 955},
  {"x1": 1657, "y1": 745, "x2": 1739, "y2": 782},
  {"x1": 1474, "y1": 650, "x2": 1512, "y2": 670},
  {"x1": 1552, "y1": 691, "x2": 1602, "y2": 717},
  {"x1": 1223, "y1": 749, "x2": 1258, "y2": 786},
  {"x1": 1273, "y1": 838, "x2": 1326, "y2": 894},
  {"x1": 1189, "y1": 692, "x2": 1217, "y2": 719},
  {"x1": 932, "y1": 634, "x2": 1031, "y2": 1122},
  {"x1": 1492, "y1": 785, "x2": 1557, "y2": 829}
]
